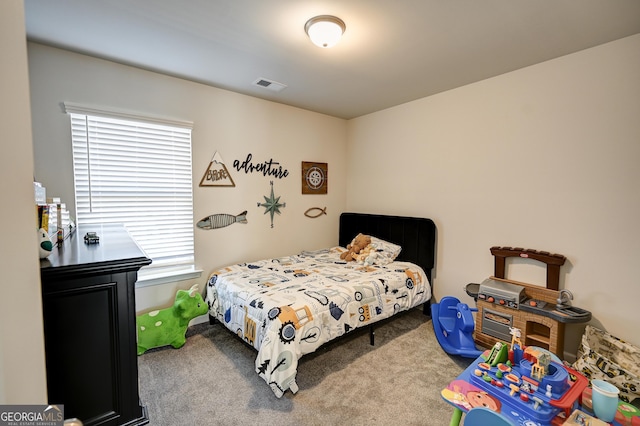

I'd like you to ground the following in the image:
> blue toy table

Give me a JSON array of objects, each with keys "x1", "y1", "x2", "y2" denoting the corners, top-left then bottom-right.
[{"x1": 441, "y1": 350, "x2": 639, "y2": 426}]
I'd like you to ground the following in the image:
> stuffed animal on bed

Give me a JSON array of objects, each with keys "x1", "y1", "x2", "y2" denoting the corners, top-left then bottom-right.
[
  {"x1": 340, "y1": 233, "x2": 372, "y2": 261},
  {"x1": 136, "y1": 284, "x2": 208, "y2": 355},
  {"x1": 357, "y1": 244, "x2": 379, "y2": 267}
]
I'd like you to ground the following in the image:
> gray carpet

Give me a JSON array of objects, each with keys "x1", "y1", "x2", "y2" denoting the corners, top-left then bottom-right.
[{"x1": 138, "y1": 306, "x2": 473, "y2": 425}]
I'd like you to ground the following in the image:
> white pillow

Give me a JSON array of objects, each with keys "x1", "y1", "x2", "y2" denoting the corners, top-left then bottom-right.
[{"x1": 370, "y1": 236, "x2": 402, "y2": 265}]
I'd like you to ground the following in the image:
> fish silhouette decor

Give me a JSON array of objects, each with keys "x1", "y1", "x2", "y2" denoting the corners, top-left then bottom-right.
[
  {"x1": 197, "y1": 211, "x2": 248, "y2": 230},
  {"x1": 304, "y1": 207, "x2": 327, "y2": 218}
]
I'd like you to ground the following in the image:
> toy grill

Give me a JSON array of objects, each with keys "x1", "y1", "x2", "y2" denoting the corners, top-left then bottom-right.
[{"x1": 477, "y1": 278, "x2": 526, "y2": 309}]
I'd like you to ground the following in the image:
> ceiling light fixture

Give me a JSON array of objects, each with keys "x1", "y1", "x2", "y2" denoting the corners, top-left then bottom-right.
[{"x1": 304, "y1": 15, "x2": 346, "y2": 48}]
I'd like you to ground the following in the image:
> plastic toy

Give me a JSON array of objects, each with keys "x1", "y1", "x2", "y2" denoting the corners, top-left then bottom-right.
[
  {"x1": 431, "y1": 296, "x2": 483, "y2": 358},
  {"x1": 477, "y1": 331, "x2": 587, "y2": 422},
  {"x1": 465, "y1": 341, "x2": 587, "y2": 423},
  {"x1": 84, "y1": 231, "x2": 99, "y2": 244},
  {"x1": 464, "y1": 407, "x2": 513, "y2": 425},
  {"x1": 486, "y1": 341, "x2": 509, "y2": 366},
  {"x1": 136, "y1": 284, "x2": 209, "y2": 355},
  {"x1": 37, "y1": 228, "x2": 53, "y2": 258}
]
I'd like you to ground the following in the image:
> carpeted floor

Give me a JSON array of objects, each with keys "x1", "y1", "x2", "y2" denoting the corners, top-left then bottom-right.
[{"x1": 138, "y1": 306, "x2": 473, "y2": 425}]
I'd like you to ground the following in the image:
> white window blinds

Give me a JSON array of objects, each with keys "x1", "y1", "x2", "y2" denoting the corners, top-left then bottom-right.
[{"x1": 67, "y1": 106, "x2": 195, "y2": 269}]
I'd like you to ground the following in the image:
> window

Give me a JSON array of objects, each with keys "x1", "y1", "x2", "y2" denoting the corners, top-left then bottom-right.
[{"x1": 65, "y1": 103, "x2": 195, "y2": 275}]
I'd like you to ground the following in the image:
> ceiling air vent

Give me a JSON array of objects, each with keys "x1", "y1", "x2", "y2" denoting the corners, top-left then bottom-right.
[{"x1": 252, "y1": 77, "x2": 287, "y2": 92}]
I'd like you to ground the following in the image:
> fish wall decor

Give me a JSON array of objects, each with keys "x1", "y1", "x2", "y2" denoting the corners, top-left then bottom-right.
[
  {"x1": 197, "y1": 211, "x2": 248, "y2": 230},
  {"x1": 304, "y1": 207, "x2": 327, "y2": 218}
]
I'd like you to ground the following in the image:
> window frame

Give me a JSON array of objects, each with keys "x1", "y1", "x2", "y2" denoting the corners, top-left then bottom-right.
[{"x1": 64, "y1": 102, "x2": 199, "y2": 284}]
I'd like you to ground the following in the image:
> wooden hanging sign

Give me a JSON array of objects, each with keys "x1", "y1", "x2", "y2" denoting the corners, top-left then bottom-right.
[
  {"x1": 301, "y1": 161, "x2": 328, "y2": 194},
  {"x1": 200, "y1": 151, "x2": 236, "y2": 187}
]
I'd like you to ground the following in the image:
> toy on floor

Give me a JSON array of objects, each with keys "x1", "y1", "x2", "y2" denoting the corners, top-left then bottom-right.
[
  {"x1": 431, "y1": 296, "x2": 483, "y2": 358},
  {"x1": 461, "y1": 328, "x2": 588, "y2": 424},
  {"x1": 136, "y1": 284, "x2": 208, "y2": 355}
]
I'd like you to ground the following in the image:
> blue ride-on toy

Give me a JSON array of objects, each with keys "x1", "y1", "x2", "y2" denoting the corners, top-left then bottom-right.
[{"x1": 431, "y1": 296, "x2": 483, "y2": 358}]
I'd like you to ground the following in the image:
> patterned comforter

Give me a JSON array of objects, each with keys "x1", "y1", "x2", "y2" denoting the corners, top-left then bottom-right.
[{"x1": 204, "y1": 246, "x2": 431, "y2": 397}]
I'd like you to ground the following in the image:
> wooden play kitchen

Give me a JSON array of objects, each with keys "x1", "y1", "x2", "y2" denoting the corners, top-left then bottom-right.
[{"x1": 473, "y1": 246, "x2": 592, "y2": 357}]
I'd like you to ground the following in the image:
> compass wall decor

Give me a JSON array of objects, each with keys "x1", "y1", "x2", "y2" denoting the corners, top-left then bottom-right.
[
  {"x1": 257, "y1": 181, "x2": 286, "y2": 228},
  {"x1": 301, "y1": 161, "x2": 328, "y2": 194}
]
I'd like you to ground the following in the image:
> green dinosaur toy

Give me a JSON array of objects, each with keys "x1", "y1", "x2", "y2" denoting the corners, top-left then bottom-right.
[{"x1": 136, "y1": 284, "x2": 209, "y2": 355}]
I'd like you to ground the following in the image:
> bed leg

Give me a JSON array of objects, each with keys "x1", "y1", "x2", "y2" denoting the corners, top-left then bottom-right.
[
  {"x1": 208, "y1": 314, "x2": 216, "y2": 325},
  {"x1": 423, "y1": 301, "x2": 432, "y2": 317},
  {"x1": 369, "y1": 325, "x2": 375, "y2": 346}
]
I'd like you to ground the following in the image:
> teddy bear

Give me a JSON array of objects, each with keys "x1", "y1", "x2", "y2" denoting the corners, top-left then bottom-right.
[{"x1": 340, "y1": 233, "x2": 372, "y2": 261}]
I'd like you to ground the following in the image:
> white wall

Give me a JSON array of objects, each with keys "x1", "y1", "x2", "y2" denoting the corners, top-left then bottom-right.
[
  {"x1": 347, "y1": 34, "x2": 640, "y2": 354},
  {"x1": 27, "y1": 32, "x2": 640, "y2": 362},
  {"x1": 0, "y1": 1, "x2": 47, "y2": 403},
  {"x1": 28, "y1": 43, "x2": 348, "y2": 314}
]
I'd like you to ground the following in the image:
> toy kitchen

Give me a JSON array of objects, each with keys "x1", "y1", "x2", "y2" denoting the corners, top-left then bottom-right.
[{"x1": 472, "y1": 247, "x2": 592, "y2": 357}]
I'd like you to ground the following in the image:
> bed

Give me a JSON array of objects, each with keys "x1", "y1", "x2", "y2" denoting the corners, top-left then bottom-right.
[{"x1": 204, "y1": 212, "x2": 437, "y2": 397}]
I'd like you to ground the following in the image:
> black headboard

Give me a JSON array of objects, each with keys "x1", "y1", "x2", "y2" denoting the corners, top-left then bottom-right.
[{"x1": 339, "y1": 213, "x2": 437, "y2": 283}]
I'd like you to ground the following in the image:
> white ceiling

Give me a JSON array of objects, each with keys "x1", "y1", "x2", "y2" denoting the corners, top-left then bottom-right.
[{"x1": 24, "y1": 0, "x2": 640, "y2": 119}]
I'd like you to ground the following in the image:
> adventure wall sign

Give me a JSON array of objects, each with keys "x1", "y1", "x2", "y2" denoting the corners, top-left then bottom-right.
[
  {"x1": 233, "y1": 153, "x2": 289, "y2": 179},
  {"x1": 200, "y1": 152, "x2": 289, "y2": 187}
]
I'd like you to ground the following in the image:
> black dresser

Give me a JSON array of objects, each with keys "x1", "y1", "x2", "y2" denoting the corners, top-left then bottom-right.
[{"x1": 40, "y1": 224, "x2": 151, "y2": 425}]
